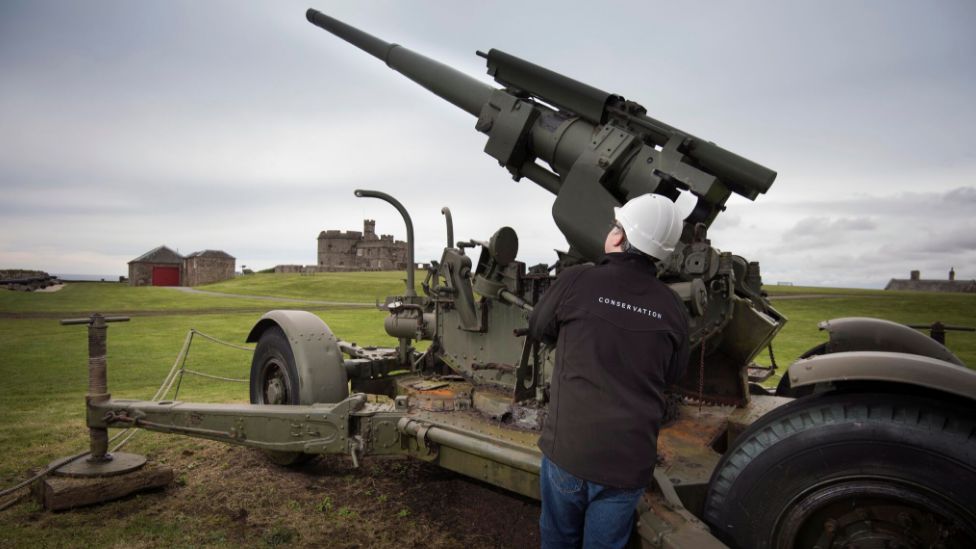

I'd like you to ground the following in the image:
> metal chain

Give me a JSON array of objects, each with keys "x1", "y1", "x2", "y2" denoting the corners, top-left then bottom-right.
[{"x1": 697, "y1": 337, "x2": 706, "y2": 414}]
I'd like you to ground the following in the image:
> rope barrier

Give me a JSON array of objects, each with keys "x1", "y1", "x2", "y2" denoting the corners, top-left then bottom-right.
[
  {"x1": 170, "y1": 329, "x2": 252, "y2": 399},
  {"x1": 189, "y1": 329, "x2": 255, "y2": 352},
  {"x1": 180, "y1": 369, "x2": 247, "y2": 383}
]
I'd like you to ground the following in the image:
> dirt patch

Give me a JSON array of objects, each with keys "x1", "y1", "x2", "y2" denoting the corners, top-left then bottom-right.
[
  {"x1": 168, "y1": 442, "x2": 540, "y2": 547},
  {"x1": 5, "y1": 439, "x2": 540, "y2": 548},
  {"x1": 34, "y1": 284, "x2": 65, "y2": 293}
]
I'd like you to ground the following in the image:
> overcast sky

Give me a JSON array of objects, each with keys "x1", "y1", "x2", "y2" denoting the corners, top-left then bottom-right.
[{"x1": 1, "y1": 1, "x2": 973, "y2": 288}]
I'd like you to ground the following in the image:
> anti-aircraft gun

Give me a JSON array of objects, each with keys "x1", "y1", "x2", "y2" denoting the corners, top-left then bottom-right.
[
  {"x1": 67, "y1": 10, "x2": 976, "y2": 549},
  {"x1": 304, "y1": 10, "x2": 784, "y2": 408}
]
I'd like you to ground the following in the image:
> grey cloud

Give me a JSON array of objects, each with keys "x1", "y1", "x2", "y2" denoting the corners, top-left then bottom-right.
[
  {"x1": 784, "y1": 216, "x2": 877, "y2": 236},
  {"x1": 719, "y1": 184, "x2": 976, "y2": 286},
  {"x1": 2, "y1": 1, "x2": 975, "y2": 281},
  {"x1": 943, "y1": 187, "x2": 976, "y2": 205},
  {"x1": 776, "y1": 216, "x2": 878, "y2": 252},
  {"x1": 770, "y1": 186, "x2": 976, "y2": 217}
]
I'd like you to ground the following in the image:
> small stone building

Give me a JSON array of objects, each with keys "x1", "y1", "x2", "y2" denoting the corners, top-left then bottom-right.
[
  {"x1": 183, "y1": 250, "x2": 236, "y2": 286},
  {"x1": 128, "y1": 245, "x2": 184, "y2": 286},
  {"x1": 128, "y1": 246, "x2": 235, "y2": 287},
  {"x1": 884, "y1": 268, "x2": 976, "y2": 293},
  {"x1": 315, "y1": 219, "x2": 407, "y2": 271}
]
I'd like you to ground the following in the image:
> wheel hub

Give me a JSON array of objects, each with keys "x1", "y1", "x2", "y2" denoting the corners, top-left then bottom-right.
[
  {"x1": 261, "y1": 360, "x2": 289, "y2": 404},
  {"x1": 265, "y1": 377, "x2": 285, "y2": 404},
  {"x1": 777, "y1": 479, "x2": 974, "y2": 548}
]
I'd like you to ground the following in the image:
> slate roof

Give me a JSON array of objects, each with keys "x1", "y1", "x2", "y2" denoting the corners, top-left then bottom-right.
[
  {"x1": 128, "y1": 245, "x2": 183, "y2": 265},
  {"x1": 185, "y1": 250, "x2": 235, "y2": 260}
]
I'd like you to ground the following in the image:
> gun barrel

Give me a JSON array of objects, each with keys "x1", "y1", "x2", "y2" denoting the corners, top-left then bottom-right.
[
  {"x1": 687, "y1": 139, "x2": 776, "y2": 199},
  {"x1": 306, "y1": 9, "x2": 493, "y2": 117},
  {"x1": 634, "y1": 112, "x2": 777, "y2": 199}
]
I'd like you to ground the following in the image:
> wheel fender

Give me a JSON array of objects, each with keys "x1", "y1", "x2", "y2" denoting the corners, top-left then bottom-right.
[
  {"x1": 247, "y1": 310, "x2": 348, "y2": 404},
  {"x1": 820, "y1": 316, "x2": 963, "y2": 365},
  {"x1": 788, "y1": 350, "x2": 976, "y2": 400}
]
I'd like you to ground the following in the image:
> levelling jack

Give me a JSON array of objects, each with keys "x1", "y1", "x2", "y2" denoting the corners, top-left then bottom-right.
[{"x1": 33, "y1": 314, "x2": 172, "y2": 511}]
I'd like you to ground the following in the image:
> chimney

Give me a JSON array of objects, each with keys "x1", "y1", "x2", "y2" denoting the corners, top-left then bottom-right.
[
  {"x1": 949, "y1": 267, "x2": 956, "y2": 281},
  {"x1": 910, "y1": 270, "x2": 920, "y2": 281}
]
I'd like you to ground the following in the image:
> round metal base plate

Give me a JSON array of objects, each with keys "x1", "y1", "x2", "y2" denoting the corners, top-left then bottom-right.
[{"x1": 52, "y1": 452, "x2": 147, "y2": 478}]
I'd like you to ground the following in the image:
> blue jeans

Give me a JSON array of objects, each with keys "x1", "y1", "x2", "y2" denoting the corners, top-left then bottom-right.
[{"x1": 539, "y1": 456, "x2": 644, "y2": 549}]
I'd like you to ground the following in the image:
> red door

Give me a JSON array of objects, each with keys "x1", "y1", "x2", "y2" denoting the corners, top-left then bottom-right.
[{"x1": 152, "y1": 266, "x2": 180, "y2": 286}]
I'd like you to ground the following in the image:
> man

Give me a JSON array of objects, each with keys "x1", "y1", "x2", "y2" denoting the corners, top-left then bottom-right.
[{"x1": 529, "y1": 194, "x2": 690, "y2": 549}]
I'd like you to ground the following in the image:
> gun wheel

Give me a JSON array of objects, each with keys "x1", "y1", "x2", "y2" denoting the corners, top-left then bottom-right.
[
  {"x1": 249, "y1": 325, "x2": 312, "y2": 467},
  {"x1": 704, "y1": 392, "x2": 976, "y2": 549}
]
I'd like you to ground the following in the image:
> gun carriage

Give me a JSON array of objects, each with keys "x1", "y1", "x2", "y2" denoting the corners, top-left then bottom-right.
[{"x1": 63, "y1": 10, "x2": 976, "y2": 548}]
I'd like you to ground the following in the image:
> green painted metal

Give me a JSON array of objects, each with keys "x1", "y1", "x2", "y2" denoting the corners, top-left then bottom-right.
[
  {"x1": 788, "y1": 351, "x2": 976, "y2": 399},
  {"x1": 246, "y1": 310, "x2": 348, "y2": 404},
  {"x1": 91, "y1": 396, "x2": 365, "y2": 455},
  {"x1": 305, "y1": 8, "x2": 775, "y2": 260},
  {"x1": 818, "y1": 316, "x2": 965, "y2": 365}
]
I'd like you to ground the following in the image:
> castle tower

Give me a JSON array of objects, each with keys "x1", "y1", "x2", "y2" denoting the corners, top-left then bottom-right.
[{"x1": 364, "y1": 219, "x2": 377, "y2": 240}]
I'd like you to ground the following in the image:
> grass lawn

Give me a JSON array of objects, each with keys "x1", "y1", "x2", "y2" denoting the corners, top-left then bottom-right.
[
  {"x1": 760, "y1": 286, "x2": 976, "y2": 385},
  {"x1": 199, "y1": 271, "x2": 427, "y2": 303},
  {"x1": 0, "y1": 282, "x2": 329, "y2": 315},
  {"x1": 0, "y1": 274, "x2": 973, "y2": 546}
]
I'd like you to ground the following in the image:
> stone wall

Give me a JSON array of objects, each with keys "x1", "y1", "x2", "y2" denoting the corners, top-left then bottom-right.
[
  {"x1": 128, "y1": 263, "x2": 155, "y2": 286},
  {"x1": 885, "y1": 270, "x2": 975, "y2": 293},
  {"x1": 317, "y1": 230, "x2": 361, "y2": 269},
  {"x1": 183, "y1": 255, "x2": 235, "y2": 286},
  {"x1": 884, "y1": 279, "x2": 976, "y2": 292},
  {"x1": 316, "y1": 220, "x2": 407, "y2": 271}
]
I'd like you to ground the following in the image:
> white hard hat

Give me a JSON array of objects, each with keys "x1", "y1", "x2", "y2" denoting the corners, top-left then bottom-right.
[{"x1": 613, "y1": 194, "x2": 683, "y2": 260}]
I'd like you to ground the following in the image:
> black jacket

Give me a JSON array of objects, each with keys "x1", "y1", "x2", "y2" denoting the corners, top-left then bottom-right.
[{"x1": 529, "y1": 252, "x2": 689, "y2": 489}]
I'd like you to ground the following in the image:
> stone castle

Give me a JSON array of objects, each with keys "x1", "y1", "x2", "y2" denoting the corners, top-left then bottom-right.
[{"x1": 275, "y1": 220, "x2": 408, "y2": 273}]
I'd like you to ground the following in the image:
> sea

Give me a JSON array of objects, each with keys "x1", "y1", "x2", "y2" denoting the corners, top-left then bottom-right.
[{"x1": 54, "y1": 274, "x2": 126, "y2": 282}]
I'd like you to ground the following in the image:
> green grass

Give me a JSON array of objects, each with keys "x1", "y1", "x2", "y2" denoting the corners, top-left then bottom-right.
[
  {"x1": 199, "y1": 271, "x2": 426, "y2": 302},
  {"x1": 0, "y1": 275, "x2": 973, "y2": 522},
  {"x1": 763, "y1": 284, "x2": 894, "y2": 296},
  {"x1": 0, "y1": 282, "x2": 321, "y2": 314}
]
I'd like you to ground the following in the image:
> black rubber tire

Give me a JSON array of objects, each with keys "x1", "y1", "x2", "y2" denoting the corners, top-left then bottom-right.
[
  {"x1": 774, "y1": 342, "x2": 827, "y2": 397},
  {"x1": 249, "y1": 326, "x2": 312, "y2": 467},
  {"x1": 250, "y1": 326, "x2": 300, "y2": 405},
  {"x1": 704, "y1": 392, "x2": 976, "y2": 549}
]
